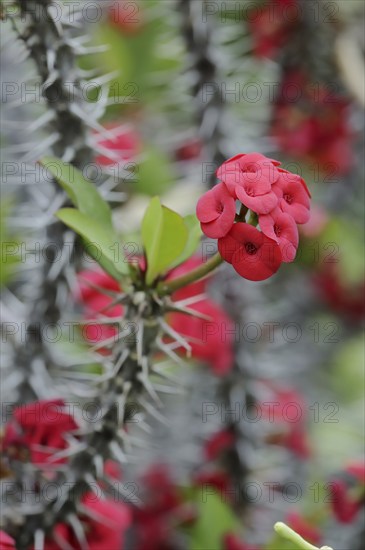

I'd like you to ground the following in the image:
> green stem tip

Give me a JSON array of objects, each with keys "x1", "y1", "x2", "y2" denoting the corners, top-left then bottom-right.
[
  {"x1": 274, "y1": 522, "x2": 333, "y2": 550},
  {"x1": 157, "y1": 252, "x2": 224, "y2": 296}
]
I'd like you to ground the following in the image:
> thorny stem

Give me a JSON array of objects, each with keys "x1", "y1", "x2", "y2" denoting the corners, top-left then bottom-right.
[{"x1": 157, "y1": 252, "x2": 224, "y2": 296}]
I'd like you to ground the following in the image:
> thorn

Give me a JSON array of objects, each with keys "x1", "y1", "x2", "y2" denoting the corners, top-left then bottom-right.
[
  {"x1": 139, "y1": 396, "x2": 170, "y2": 427},
  {"x1": 109, "y1": 441, "x2": 127, "y2": 464},
  {"x1": 158, "y1": 318, "x2": 192, "y2": 354},
  {"x1": 34, "y1": 529, "x2": 45, "y2": 550},
  {"x1": 67, "y1": 513, "x2": 89, "y2": 550}
]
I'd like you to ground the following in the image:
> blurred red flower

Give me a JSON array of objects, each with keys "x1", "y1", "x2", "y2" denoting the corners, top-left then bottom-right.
[
  {"x1": 314, "y1": 264, "x2": 365, "y2": 323},
  {"x1": 249, "y1": 0, "x2": 299, "y2": 59},
  {"x1": 3, "y1": 400, "x2": 78, "y2": 466},
  {"x1": 204, "y1": 429, "x2": 235, "y2": 461},
  {"x1": 223, "y1": 533, "x2": 260, "y2": 550},
  {"x1": 43, "y1": 495, "x2": 131, "y2": 550},
  {"x1": 108, "y1": 0, "x2": 143, "y2": 34},
  {"x1": 95, "y1": 124, "x2": 140, "y2": 168},
  {"x1": 271, "y1": 70, "x2": 353, "y2": 175},
  {"x1": 261, "y1": 386, "x2": 311, "y2": 458},
  {"x1": 0, "y1": 531, "x2": 15, "y2": 550}
]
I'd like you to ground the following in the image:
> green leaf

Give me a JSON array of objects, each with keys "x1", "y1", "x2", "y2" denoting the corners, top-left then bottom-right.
[
  {"x1": 170, "y1": 214, "x2": 202, "y2": 269},
  {"x1": 188, "y1": 490, "x2": 239, "y2": 550},
  {"x1": 40, "y1": 157, "x2": 113, "y2": 228},
  {"x1": 56, "y1": 209, "x2": 129, "y2": 279},
  {"x1": 142, "y1": 198, "x2": 188, "y2": 285},
  {"x1": 134, "y1": 146, "x2": 174, "y2": 196}
]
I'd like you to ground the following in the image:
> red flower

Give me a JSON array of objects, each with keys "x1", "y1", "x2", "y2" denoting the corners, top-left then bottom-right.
[
  {"x1": 330, "y1": 480, "x2": 363, "y2": 524},
  {"x1": 133, "y1": 465, "x2": 184, "y2": 550},
  {"x1": 286, "y1": 512, "x2": 321, "y2": 545},
  {"x1": 196, "y1": 183, "x2": 236, "y2": 238},
  {"x1": 330, "y1": 463, "x2": 365, "y2": 524},
  {"x1": 175, "y1": 138, "x2": 203, "y2": 161},
  {"x1": 347, "y1": 462, "x2": 365, "y2": 485},
  {"x1": 95, "y1": 124, "x2": 140, "y2": 167},
  {"x1": 3, "y1": 400, "x2": 78, "y2": 465},
  {"x1": 194, "y1": 469, "x2": 232, "y2": 496},
  {"x1": 43, "y1": 495, "x2": 131, "y2": 550},
  {"x1": 259, "y1": 209, "x2": 299, "y2": 262},
  {"x1": 249, "y1": 0, "x2": 298, "y2": 59},
  {"x1": 273, "y1": 170, "x2": 311, "y2": 224},
  {"x1": 204, "y1": 429, "x2": 235, "y2": 461},
  {"x1": 108, "y1": 0, "x2": 143, "y2": 34},
  {"x1": 77, "y1": 270, "x2": 123, "y2": 345},
  {"x1": 0, "y1": 531, "x2": 15, "y2": 550},
  {"x1": 223, "y1": 533, "x2": 259, "y2": 550},
  {"x1": 217, "y1": 153, "x2": 280, "y2": 187},
  {"x1": 218, "y1": 223, "x2": 282, "y2": 281},
  {"x1": 314, "y1": 264, "x2": 365, "y2": 323},
  {"x1": 271, "y1": 70, "x2": 353, "y2": 175},
  {"x1": 169, "y1": 298, "x2": 234, "y2": 376},
  {"x1": 261, "y1": 387, "x2": 311, "y2": 458}
]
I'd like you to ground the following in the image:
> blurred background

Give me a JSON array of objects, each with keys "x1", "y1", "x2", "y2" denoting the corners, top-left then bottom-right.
[{"x1": 1, "y1": 0, "x2": 364, "y2": 549}]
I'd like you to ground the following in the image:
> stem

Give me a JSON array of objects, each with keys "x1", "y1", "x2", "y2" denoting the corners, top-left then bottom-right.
[
  {"x1": 157, "y1": 252, "x2": 224, "y2": 296},
  {"x1": 274, "y1": 522, "x2": 321, "y2": 550}
]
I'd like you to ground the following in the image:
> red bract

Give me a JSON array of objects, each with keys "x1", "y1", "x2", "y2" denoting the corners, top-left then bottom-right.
[
  {"x1": 196, "y1": 182, "x2": 236, "y2": 238},
  {"x1": 259, "y1": 209, "x2": 299, "y2": 262},
  {"x1": 217, "y1": 154, "x2": 280, "y2": 214},
  {"x1": 273, "y1": 170, "x2": 311, "y2": 224},
  {"x1": 43, "y1": 495, "x2": 131, "y2": 550},
  {"x1": 218, "y1": 223, "x2": 282, "y2": 281},
  {"x1": 169, "y1": 298, "x2": 234, "y2": 376},
  {"x1": 3, "y1": 400, "x2": 78, "y2": 465},
  {"x1": 0, "y1": 531, "x2": 15, "y2": 550}
]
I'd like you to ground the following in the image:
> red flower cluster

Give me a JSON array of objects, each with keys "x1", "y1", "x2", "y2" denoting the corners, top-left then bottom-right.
[
  {"x1": 3, "y1": 400, "x2": 78, "y2": 466},
  {"x1": 196, "y1": 153, "x2": 311, "y2": 281},
  {"x1": 271, "y1": 70, "x2": 353, "y2": 175},
  {"x1": 249, "y1": 0, "x2": 299, "y2": 59}
]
